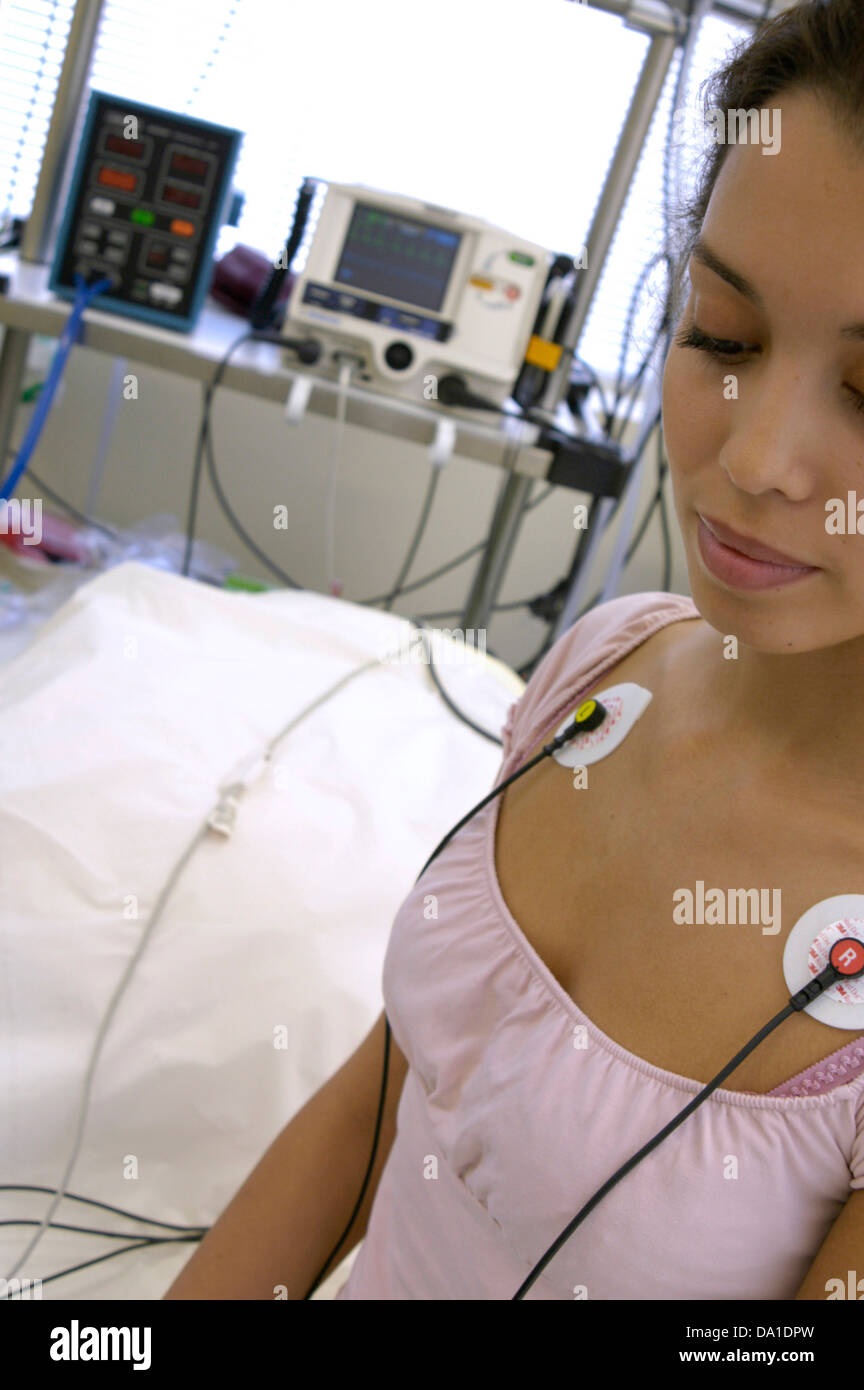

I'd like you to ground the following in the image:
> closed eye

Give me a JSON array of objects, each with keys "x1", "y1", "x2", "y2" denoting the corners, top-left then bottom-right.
[
  {"x1": 674, "y1": 323, "x2": 864, "y2": 417},
  {"x1": 674, "y1": 324, "x2": 753, "y2": 359}
]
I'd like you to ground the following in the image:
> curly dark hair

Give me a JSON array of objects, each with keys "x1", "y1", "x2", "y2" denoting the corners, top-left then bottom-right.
[{"x1": 668, "y1": 0, "x2": 864, "y2": 327}]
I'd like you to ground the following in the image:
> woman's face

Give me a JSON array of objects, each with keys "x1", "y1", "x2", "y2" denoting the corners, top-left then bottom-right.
[{"x1": 662, "y1": 88, "x2": 864, "y2": 654}]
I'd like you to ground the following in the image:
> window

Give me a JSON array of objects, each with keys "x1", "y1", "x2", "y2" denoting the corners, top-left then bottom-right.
[{"x1": 0, "y1": 0, "x2": 750, "y2": 382}]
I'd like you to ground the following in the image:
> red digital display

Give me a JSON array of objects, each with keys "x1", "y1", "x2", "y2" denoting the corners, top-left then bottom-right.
[
  {"x1": 106, "y1": 133, "x2": 145, "y2": 158},
  {"x1": 97, "y1": 165, "x2": 137, "y2": 192},
  {"x1": 162, "y1": 184, "x2": 201, "y2": 209},
  {"x1": 170, "y1": 152, "x2": 209, "y2": 181}
]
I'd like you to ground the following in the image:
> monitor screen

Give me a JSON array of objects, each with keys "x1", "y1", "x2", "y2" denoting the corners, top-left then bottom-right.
[{"x1": 333, "y1": 202, "x2": 461, "y2": 312}]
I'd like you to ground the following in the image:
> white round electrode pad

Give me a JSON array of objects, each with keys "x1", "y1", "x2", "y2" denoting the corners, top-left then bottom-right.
[
  {"x1": 782, "y1": 895, "x2": 864, "y2": 1030},
  {"x1": 550, "y1": 682, "x2": 653, "y2": 769}
]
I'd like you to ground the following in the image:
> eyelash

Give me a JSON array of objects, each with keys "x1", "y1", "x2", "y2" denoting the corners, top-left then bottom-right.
[{"x1": 674, "y1": 323, "x2": 864, "y2": 417}]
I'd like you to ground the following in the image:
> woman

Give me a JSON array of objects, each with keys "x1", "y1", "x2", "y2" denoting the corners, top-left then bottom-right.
[{"x1": 165, "y1": 0, "x2": 864, "y2": 1301}]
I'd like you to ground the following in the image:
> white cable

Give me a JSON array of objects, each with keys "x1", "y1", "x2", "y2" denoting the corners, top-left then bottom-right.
[
  {"x1": 601, "y1": 0, "x2": 714, "y2": 605},
  {"x1": 599, "y1": 344, "x2": 666, "y2": 603},
  {"x1": 85, "y1": 356, "x2": 127, "y2": 515},
  {"x1": 324, "y1": 359, "x2": 355, "y2": 595},
  {"x1": 551, "y1": 493, "x2": 619, "y2": 642},
  {"x1": 3, "y1": 633, "x2": 413, "y2": 1288},
  {"x1": 2, "y1": 823, "x2": 209, "y2": 1286}
]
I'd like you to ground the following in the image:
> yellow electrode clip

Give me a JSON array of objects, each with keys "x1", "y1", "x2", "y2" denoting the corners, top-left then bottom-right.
[
  {"x1": 570, "y1": 698, "x2": 607, "y2": 732},
  {"x1": 524, "y1": 335, "x2": 563, "y2": 372},
  {"x1": 548, "y1": 698, "x2": 608, "y2": 753}
]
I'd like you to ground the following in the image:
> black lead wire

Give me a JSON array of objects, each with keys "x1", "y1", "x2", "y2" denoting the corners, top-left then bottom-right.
[
  {"x1": 303, "y1": 714, "x2": 599, "y2": 1297},
  {"x1": 302, "y1": 741, "x2": 560, "y2": 1298},
  {"x1": 512, "y1": 946, "x2": 859, "y2": 1300},
  {"x1": 304, "y1": 696, "x2": 864, "y2": 1301},
  {"x1": 511, "y1": 1001, "x2": 797, "y2": 1299}
]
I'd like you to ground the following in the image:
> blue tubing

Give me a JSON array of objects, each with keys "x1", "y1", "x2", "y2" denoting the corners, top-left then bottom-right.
[{"x1": 0, "y1": 273, "x2": 113, "y2": 501}]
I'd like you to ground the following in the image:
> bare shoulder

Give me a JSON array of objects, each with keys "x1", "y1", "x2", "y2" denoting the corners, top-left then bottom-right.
[{"x1": 518, "y1": 608, "x2": 711, "y2": 766}]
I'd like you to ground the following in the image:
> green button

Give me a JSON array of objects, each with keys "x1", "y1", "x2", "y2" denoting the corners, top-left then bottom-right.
[
  {"x1": 131, "y1": 208, "x2": 155, "y2": 225},
  {"x1": 509, "y1": 251, "x2": 534, "y2": 266}
]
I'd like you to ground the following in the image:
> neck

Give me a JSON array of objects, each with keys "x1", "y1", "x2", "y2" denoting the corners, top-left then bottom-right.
[{"x1": 680, "y1": 622, "x2": 864, "y2": 789}]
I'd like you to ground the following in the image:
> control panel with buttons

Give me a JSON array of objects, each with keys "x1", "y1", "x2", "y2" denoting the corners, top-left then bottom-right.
[
  {"x1": 49, "y1": 90, "x2": 242, "y2": 331},
  {"x1": 284, "y1": 182, "x2": 552, "y2": 407}
]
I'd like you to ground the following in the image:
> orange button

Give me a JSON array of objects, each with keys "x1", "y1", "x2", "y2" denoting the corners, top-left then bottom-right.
[
  {"x1": 169, "y1": 219, "x2": 195, "y2": 237},
  {"x1": 98, "y1": 166, "x2": 136, "y2": 192}
]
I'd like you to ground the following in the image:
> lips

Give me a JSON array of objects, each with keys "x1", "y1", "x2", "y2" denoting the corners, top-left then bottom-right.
[{"x1": 698, "y1": 514, "x2": 813, "y2": 568}]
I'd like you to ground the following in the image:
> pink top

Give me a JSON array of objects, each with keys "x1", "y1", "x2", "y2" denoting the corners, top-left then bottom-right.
[{"x1": 335, "y1": 591, "x2": 864, "y2": 1300}]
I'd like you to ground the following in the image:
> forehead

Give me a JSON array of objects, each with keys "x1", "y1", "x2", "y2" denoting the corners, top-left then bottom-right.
[{"x1": 699, "y1": 90, "x2": 864, "y2": 308}]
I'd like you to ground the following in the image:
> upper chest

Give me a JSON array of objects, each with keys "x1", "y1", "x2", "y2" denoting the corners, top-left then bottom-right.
[{"x1": 493, "y1": 619, "x2": 864, "y2": 1095}]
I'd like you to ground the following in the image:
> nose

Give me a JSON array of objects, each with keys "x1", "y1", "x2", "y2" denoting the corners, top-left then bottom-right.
[{"x1": 716, "y1": 359, "x2": 819, "y2": 502}]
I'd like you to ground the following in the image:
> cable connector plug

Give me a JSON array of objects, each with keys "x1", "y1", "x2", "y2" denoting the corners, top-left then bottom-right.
[
  {"x1": 788, "y1": 937, "x2": 864, "y2": 1010},
  {"x1": 207, "y1": 749, "x2": 271, "y2": 837},
  {"x1": 208, "y1": 788, "x2": 241, "y2": 837}
]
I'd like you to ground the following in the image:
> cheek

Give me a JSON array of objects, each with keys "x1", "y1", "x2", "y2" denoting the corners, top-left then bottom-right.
[{"x1": 662, "y1": 347, "x2": 724, "y2": 476}]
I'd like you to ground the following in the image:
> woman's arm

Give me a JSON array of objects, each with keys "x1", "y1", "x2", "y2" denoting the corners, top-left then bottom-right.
[
  {"x1": 794, "y1": 1188, "x2": 864, "y2": 1299},
  {"x1": 162, "y1": 1009, "x2": 409, "y2": 1300}
]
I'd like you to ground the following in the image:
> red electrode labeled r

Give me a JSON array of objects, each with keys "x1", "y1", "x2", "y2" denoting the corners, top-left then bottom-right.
[{"x1": 830, "y1": 938, "x2": 864, "y2": 977}]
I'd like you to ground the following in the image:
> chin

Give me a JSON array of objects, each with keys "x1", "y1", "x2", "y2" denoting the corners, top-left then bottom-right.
[{"x1": 684, "y1": 560, "x2": 850, "y2": 656}]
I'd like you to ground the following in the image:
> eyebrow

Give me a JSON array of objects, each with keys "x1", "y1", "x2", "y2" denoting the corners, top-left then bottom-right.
[{"x1": 690, "y1": 235, "x2": 864, "y2": 343}]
